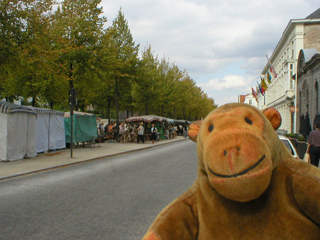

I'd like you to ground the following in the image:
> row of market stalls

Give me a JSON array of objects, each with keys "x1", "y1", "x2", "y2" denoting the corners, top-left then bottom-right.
[
  {"x1": 0, "y1": 101, "x2": 98, "y2": 161},
  {"x1": 125, "y1": 115, "x2": 190, "y2": 140},
  {"x1": 126, "y1": 115, "x2": 175, "y2": 124},
  {"x1": 0, "y1": 101, "x2": 189, "y2": 161}
]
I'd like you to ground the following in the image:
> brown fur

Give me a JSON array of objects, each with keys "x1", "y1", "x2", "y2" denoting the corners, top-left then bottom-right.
[{"x1": 142, "y1": 103, "x2": 320, "y2": 239}]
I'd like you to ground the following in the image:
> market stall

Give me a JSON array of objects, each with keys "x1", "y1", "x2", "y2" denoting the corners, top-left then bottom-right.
[
  {"x1": 27, "y1": 107, "x2": 65, "y2": 153},
  {"x1": 0, "y1": 101, "x2": 37, "y2": 161},
  {"x1": 126, "y1": 115, "x2": 174, "y2": 141},
  {"x1": 64, "y1": 111, "x2": 98, "y2": 146}
]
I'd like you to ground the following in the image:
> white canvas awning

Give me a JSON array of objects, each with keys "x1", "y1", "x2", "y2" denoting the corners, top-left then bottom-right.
[
  {"x1": 26, "y1": 107, "x2": 66, "y2": 153},
  {"x1": 0, "y1": 101, "x2": 37, "y2": 161}
]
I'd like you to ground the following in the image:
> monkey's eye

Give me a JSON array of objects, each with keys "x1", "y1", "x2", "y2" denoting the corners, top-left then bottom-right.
[
  {"x1": 245, "y1": 117, "x2": 252, "y2": 125},
  {"x1": 209, "y1": 124, "x2": 214, "y2": 132}
]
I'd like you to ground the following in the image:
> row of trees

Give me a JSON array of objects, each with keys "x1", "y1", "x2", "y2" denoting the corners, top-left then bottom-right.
[{"x1": 0, "y1": 0, "x2": 216, "y2": 120}]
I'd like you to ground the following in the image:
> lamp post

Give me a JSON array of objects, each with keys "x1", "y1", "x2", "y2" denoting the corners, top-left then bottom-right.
[{"x1": 69, "y1": 63, "x2": 76, "y2": 158}]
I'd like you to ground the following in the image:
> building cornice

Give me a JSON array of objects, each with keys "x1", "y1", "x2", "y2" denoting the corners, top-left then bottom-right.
[{"x1": 262, "y1": 18, "x2": 320, "y2": 74}]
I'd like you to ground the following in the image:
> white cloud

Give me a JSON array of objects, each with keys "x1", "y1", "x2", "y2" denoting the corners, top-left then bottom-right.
[
  {"x1": 199, "y1": 75, "x2": 248, "y2": 91},
  {"x1": 100, "y1": 0, "x2": 319, "y2": 103}
]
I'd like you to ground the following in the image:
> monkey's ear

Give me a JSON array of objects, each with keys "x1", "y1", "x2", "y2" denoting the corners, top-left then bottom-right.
[
  {"x1": 262, "y1": 108, "x2": 282, "y2": 130},
  {"x1": 188, "y1": 121, "x2": 203, "y2": 142}
]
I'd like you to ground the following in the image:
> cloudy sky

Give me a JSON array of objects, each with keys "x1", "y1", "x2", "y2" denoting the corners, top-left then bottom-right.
[{"x1": 100, "y1": 0, "x2": 319, "y2": 106}]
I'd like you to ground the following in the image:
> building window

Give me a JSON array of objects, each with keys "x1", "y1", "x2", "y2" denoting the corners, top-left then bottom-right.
[
  {"x1": 249, "y1": 100, "x2": 252, "y2": 105},
  {"x1": 290, "y1": 64, "x2": 294, "y2": 89}
]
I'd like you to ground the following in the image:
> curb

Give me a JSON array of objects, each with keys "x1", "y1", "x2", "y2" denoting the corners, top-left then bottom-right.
[{"x1": 0, "y1": 138, "x2": 187, "y2": 181}]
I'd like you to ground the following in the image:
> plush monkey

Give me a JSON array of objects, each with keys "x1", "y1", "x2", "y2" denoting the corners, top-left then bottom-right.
[{"x1": 142, "y1": 103, "x2": 320, "y2": 240}]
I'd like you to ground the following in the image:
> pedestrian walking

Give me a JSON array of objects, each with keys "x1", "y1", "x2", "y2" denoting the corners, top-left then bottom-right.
[
  {"x1": 119, "y1": 122, "x2": 126, "y2": 142},
  {"x1": 150, "y1": 123, "x2": 158, "y2": 144},
  {"x1": 307, "y1": 122, "x2": 320, "y2": 167},
  {"x1": 183, "y1": 122, "x2": 188, "y2": 138},
  {"x1": 98, "y1": 123, "x2": 104, "y2": 135},
  {"x1": 137, "y1": 122, "x2": 145, "y2": 143}
]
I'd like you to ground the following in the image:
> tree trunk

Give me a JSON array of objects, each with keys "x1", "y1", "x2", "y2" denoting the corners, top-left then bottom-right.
[
  {"x1": 115, "y1": 77, "x2": 120, "y2": 142},
  {"x1": 145, "y1": 102, "x2": 148, "y2": 115},
  {"x1": 32, "y1": 96, "x2": 36, "y2": 107},
  {"x1": 107, "y1": 97, "x2": 111, "y2": 126}
]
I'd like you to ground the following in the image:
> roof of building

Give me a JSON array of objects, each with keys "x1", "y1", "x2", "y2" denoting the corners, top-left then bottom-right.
[
  {"x1": 306, "y1": 8, "x2": 320, "y2": 19},
  {"x1": 238, "y1": 95, "x2": 247, "y2": 103},
  {"x1": 262, "y1": 8, "x2": 320, "y2": 74}
]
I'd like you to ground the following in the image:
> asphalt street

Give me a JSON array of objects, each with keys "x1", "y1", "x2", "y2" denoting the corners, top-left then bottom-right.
[{"x1": 0, "y1": 140, "x2": 198, "y2": 240}]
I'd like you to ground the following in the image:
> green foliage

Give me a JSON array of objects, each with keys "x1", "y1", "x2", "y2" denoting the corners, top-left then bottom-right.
[
  {"x1": 107, "y1": 8, "x2": 139, "y2": 112},
  {"x1": 132, "y1": 45, "x2": 160, "y2": 115},
  {"x1": 297, "y1": 135, "x2": 306, "y2": 141},
  {"x1": 51, "y1": 0, "x2": 107, "y2": 109},
  {"x1": 0, "y1": 2, "x2": 217, "y2": 118},
  {"x1": 286, "y1": 133, "x2": 306, "y2": 142},
  {"x1": 285, "y1": 133, "x2": 298, "y2": 138}
]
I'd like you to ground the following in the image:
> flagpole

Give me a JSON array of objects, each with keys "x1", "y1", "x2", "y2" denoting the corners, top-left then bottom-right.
[{"x1": 265, "y1": 52, "x2": 278, "y2": 78}]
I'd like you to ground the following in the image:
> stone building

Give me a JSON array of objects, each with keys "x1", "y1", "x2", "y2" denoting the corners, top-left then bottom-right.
[
  {"x1": 258, "y1": 8, "x2": 320, "y2": 134},
  {"x1": 296, "y1": 49, "x2": 320, "y2": 136}
]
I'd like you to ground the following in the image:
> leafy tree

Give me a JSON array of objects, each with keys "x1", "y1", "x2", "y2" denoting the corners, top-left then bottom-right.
[
  {"x1": 0, "y1": 2, "x2": 217, "y2": 117},
  {"x1": 156, "y1": 59, "x2": 180, "y2": 117},
  {"x1": 89, "y1": 27, "x2": 120, "y2": 121},
  {"x1": 51, "y1": 0, "x2": 106, "y2": 109},
  {"x1": 0, "y1": 0, "x2": 54, "y2": 102},
  {"x1": 107, "y1": 8, "x2": 139, "y2": 116},
  {"x1": 132, "y1": 45, "x2": 160, "y2": 115}
]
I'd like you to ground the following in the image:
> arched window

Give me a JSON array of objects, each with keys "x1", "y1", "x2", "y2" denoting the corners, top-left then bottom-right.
[
  {"x1": 307, "y1": 89, "x2": 309, "y2": 112},
  {"x1": 299, "y1": 91, "x2": 301, "y2": 111}
]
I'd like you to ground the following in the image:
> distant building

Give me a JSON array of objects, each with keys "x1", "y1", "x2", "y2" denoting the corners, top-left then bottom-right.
[
  {"x1": 238, "y1": 94, "x2": 258, "y2": 107},
  {"x1": 296, "y1": 49, "x2": 320, "y2": 136},
  {"x1": 259, "y1": 8, "x2": 320, "y2": 134}
]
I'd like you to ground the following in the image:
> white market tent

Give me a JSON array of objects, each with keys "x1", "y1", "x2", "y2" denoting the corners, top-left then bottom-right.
[
  {"x1": 0, "y1": 101, "x2": 37, "y2": 161},
  {"x1": 27, "y1": 107, "x2": 66, "y2": 153}
]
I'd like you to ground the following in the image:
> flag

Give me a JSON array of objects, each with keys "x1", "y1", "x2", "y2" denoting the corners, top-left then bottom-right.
[
  {"x1": 260, "y1": 76, "x2": 268, "y2": 91},
  {"x1": 261, "y1": 77, "x2": 268, "y2": 91},
  {"x1": 265, "y1": 53, "x2": 278, "y2": 78},
  {"x1": 257, "y1": 81, "x2": 264, "y2": 96},
  {"x1": 256, "y1": 86, "x2": 260, "y2": 95},
  {"x1": 269, "y1": 65, "x2": 277, "y2": 78},
  {"x1": 266, "y1": 72, "x2": 272, "y2": 84},
  {"x1": 252, "y1": 87, "x2": 258, "y2": 102}
]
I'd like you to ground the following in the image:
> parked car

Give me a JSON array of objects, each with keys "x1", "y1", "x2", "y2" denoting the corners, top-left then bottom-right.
[{"x1": 278, "y1": 135, "x2": 300, "y2": 160}]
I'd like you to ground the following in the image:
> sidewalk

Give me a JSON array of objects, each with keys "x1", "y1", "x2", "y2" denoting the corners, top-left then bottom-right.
[{"x1": 0, "y1": 136, "x2": 187, "y2": 180}]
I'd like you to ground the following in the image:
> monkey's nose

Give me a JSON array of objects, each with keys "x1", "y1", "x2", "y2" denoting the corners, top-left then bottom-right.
[{"x1": 224, "y1": 147, "x2": 240, "y2": 156}]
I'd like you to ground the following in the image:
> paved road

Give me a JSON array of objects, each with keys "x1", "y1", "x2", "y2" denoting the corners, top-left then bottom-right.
[{"x1": 0, "y1": 140, "x2": 198, "y2": 240}]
